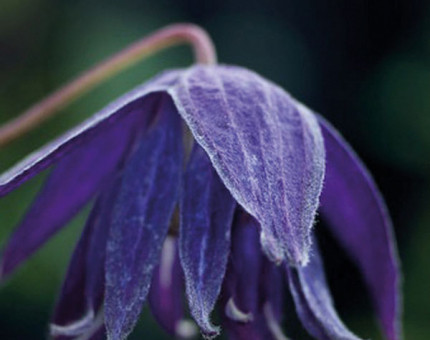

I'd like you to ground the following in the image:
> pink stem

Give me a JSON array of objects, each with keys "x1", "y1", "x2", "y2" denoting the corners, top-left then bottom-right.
[{"x1": 0, "y1": 23, "x2": 216, "y2": 147}]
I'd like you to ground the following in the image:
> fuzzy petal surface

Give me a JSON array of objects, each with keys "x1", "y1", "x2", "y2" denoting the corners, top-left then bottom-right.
[
  {"x1": 105, "y1": 94, "x2": 183, "y2": 340},
  {"x1": 171, "y1": 65, "x2": 325, "y2": 266},
  {"x1": 179, "y1": 144, "x2": 236, "y2": 337},
  {"x1": 318, "y1": 116, "x2": 402, "y2": 340}
]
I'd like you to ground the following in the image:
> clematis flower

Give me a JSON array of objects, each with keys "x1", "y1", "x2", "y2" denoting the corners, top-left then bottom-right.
[{"x1": 0, "y1": 27, "x2": 401, "y2": 340}]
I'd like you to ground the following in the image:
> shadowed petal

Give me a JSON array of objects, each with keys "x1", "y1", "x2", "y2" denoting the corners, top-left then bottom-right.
[
  {"x1": 105, "y1": 94, "x2": 183, "y2": 340},
  {"x1": 0, "y1": 70, "x2": 181, "y2": 197},
  {"x1": 171, "y1": 65, "x2": 325, "y2": 266},
  {"x1": 224, "y1": 213, "x2": 261, "y2": 322},
  {"x1": 148, "y1": 236, "x2": 188, "y2": 337},
  {"x1": 50, "y1": 180, "x2": 118, "y2": 339},
  {"x1": 50, "y1": 205, "x2": 97, "y2": 340},
  {"x1": 286, "y1": 239, "x2": 361, "y2": 340},
  {"x1": 222, "y1": 216, "x2": 267, "y2": 340},
  {"x1": 179, "y1": 144, "x2": 236, "y2": 337},
  {"x1": 261, "y1": 260, "x2": 287, "y2": 340},
  {"x1": 317, "y1": 116, "x2": 402, "y2": 340},
  {"x1": 222, "y1": 211, "x2": 287, "y2": 340}
]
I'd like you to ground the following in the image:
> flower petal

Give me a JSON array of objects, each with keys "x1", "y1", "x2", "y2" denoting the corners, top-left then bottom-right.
[
  {"x1": 0, "y1": 104, "x2": 141, "y2": 278},
  {"x1": 317, "y1": 116, "x2": 402, "y2": 340},
  {"x1": 179, "y1": 144, "x2": 236, "y2": 338},
  {"x1": 286, "y1": 239, "x2": 361, "y2": 340},
  {"x1": 224, "y1": 212, "x2": 261, "y2": 320},
  {"x1": 50, "y1": 180, "x2": 118, "y2": 339},
  {"x1": 0, "y1": 70, "x2": 180, "y2": 197},
  {"x1": 222, "y1": 211, "x2": 287, "y2": 340},
  {"x1": 104, "y1": 94, "x2": 183, "y2": 340},
  {"x1": 170, "y1": 65, "x2": 325, "y2": 266},
  {"x1": 222, "y1": 225, "x2": 267, "y2": 340},
  {"x1": 148, "y1": 236, "x2": 187, "y2": 337},
  {"x1": 50, "y1": 207, "x2": 96, "y2": 339}
]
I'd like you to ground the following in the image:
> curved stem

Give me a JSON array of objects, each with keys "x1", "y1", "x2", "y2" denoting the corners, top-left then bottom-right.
[{"x1": 0, "y1": 23, "x2": 216, "y2": 148}]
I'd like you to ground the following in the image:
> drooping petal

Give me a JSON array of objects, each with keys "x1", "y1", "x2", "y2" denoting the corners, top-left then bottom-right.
[
  {"x1": 0, "y1": 102, "x2": 143, "y2": 278},
  {"x1": 179, "y1": 144, "x2": 236, "y2": 337},
  {"x1": 286, "y1": 239, "x2": 361, "y2": 340},
  {"x1": 222, "y1": 211, "x2": 287, "y2": 340},
  {"x1": 170, "y1": 65, "x2": 325, "y2": 266},
  {"x1": 222, "y1": 216, "x2": 267, "y2": 340},
  {"x1": 224, "y1": 212, "x2": 262, "y2": 323},
  {"x1": 317, "y1": 116, "x2": 402, "y2": 340},
  {"x1": 148, "y1": 236, "x2": 189, "y2": 337},
  {"x1": 0, "y1": 70, "x2": 181, "y2": 197},
  {"x1": 50, "y1": 207, "x2": 97, "y2": 340},
  {"x1": 50, "y1": 180, "x2": 118, "y2": 339},
  {"x1": 104, "y1": 94, "x2": 183, "y2": 340}
]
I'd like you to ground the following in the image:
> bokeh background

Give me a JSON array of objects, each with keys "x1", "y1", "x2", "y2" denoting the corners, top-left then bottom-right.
[{"x1": 0, "y1": 0, "x2": 429, "y2": 339}]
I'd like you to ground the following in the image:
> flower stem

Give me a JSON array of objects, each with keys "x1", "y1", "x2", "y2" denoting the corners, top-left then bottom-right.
[{"x1": 0, "y1": 23, "x2": 216, "y2": 148}]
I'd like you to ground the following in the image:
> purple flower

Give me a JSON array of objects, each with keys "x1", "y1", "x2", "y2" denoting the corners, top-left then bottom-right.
[{"x1": 0, "y1": 65, "x2": 401, "y2": 340}]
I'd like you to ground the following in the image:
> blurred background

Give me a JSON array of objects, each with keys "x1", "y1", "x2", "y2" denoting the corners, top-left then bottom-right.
[{"x1": 0, "y1": 0, "x2": 428, "y2": 339}]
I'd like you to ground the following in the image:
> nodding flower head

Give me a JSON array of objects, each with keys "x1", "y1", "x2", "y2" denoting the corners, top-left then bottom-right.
[{"x1": 0, "y1": 62, "x2": 401, "y2": 339}]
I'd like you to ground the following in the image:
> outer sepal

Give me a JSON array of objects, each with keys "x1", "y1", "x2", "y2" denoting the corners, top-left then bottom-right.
[
  {"x1": 318, "y1": 115, "x2": 402, "y2": 340},
  {"x1": 171, "y1": 65, "x2": 325, "y2": 266}
]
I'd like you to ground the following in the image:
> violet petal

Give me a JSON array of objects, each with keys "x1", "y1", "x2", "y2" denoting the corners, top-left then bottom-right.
[
  {"x1": 286, "y1": 239, "x2": 361, "y2": 340},
  {"x1": 179, "y1": 144, "x2": 236, "y2": 337},
  {"x1": 0, "y1": 105, "x2": 140, "y2": 278},
  {"x1": 225, "y1": 212, "x2": 261, "y2": 319},
  {"x1": 222, "y1": 211, "x2": 287, "y2": 340},
  {"x1": 148, "y1": 236, "x2": 184, "y2": 336},
  {"x1": 222, "y1": 213, "x2": 267, "y2": 340},
  {"x1": 171, "y1": 65, "x2": 325, "y2": 266},
  {"x1": 317, "y1": 116, "x2": 402, "y2": 340},
  {"x1": 50, "y1": 205, "x2": 97, "y2": 340},
  {"x1": 50, "y1": 179, "x2": 118, "y2": 339},
  {"x1": 105, "y1": 94, "x2": 183, "y2": 340}
]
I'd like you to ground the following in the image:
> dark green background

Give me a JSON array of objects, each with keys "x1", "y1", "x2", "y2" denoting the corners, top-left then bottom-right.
[{"x1": 0, "y1": 1, "x2": 428, "y2": 339}]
